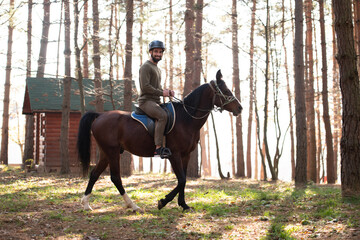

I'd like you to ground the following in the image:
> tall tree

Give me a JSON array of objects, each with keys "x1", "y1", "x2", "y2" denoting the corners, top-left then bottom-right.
[
  {"x1": 183, "y1": 0, "x2": 195, "y2": 96},
  {"x1": 137, "y1": 0, "x2": 145, "y2": 172},
  {"x1": 37, "y1": 0, "x2": 51, "y2": 79},
  {"x1": 354, "y1": 0, "x2": 360, "y2": 72},
  {"x1": 60, "y1": 0, "x2": 71, "y2": 174},
  {"x1": 333, "y1": 0, "x2": 360, "y2": 197},
  {"x1": 258, "y1": 0, "x2": 283, "y2": 181},
  {"x1": 331, "y1": 4, "x2": 340, "y2": 181},
  {"x1": 246, "y1": 0, "x2": 256, "y2": 179},
  {"x1": 0, "y1": 0, "x2": 15, "y2": 165},
  {"x1": 32, "y1": 0, "x2": 51, "y2": 165},
  {"x1": 304, "y1": 0, "x2": 317, "y2": 183},
  {"x1": 92, "y1": 0, "x2": 104, "y2": 112},
  {"x1": 232, "y1": 0, "x2": 245, "y2": 178},
  {"x1": 23, "y1": 0, "x2": 34, "y2": 168},
  {"x1": 121, "y1": 0, "x2": 134, "y2": 176},
  {"x1": 319, "y1": 0, "x2": 335, "y2": 184},
  {"x1": 254, "y1": 68, "x2": 267, "y2": 181},
  {"x1": 294, "y1": 0, "x2": 308, "y2": 187},
  {"x1": 194, "y1": 0, "x2": 206, "y2": 178},
  {"x1": 108, "y1": 2, "x2": 116, "y2": 110},
  {"x1": 283, "y1": 0, "x2": 295, "y2": 180},
  {"x1": 82, "y1": 0, "x2": 89, "y2": 79},
  {"x1": 169, "y1": 0, "x2": 174, "y2": 94},
  {"x1": 74, "y1": 0, "x2": 85, "y2": 115},
  {"x1": 184, "y1": 0, "x2": 199, "y2": 178}
]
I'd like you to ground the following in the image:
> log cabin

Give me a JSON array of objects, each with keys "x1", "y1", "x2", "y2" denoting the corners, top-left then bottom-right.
[{"x1": 22, "y1": 77, "x2": 137, "y2": 172}]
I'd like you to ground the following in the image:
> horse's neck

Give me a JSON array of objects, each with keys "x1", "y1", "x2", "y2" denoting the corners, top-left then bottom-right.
[{"x1": 190, "y1": 96, "x2": 213, "y2": 129}]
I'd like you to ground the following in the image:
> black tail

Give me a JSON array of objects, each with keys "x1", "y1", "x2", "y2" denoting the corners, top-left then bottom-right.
[{"x1": 77, "y1": 111, "x2": 100, "y2": 176}]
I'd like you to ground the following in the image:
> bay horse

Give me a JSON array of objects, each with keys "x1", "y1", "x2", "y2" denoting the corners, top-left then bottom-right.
[{"x1": 77, "y1": 70, "x2": 242, "y2": 212}]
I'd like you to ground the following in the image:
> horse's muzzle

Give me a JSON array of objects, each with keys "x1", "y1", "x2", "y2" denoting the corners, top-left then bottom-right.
[{"x1": 232, "y1": 105, "x2": 243, "y2": 116}]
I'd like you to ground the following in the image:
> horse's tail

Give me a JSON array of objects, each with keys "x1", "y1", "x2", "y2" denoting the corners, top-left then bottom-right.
[{"x1": 77, "y1": 111, "x2": 100, "y2": 177}]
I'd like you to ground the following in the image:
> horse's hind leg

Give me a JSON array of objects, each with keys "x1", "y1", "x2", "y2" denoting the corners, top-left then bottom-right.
[
  {"x1": 107, "y1": 148, "x2": 142, "y2": 212},
  {"x1": 81, "y1": 152, "x2": 108, "y2": 210}
]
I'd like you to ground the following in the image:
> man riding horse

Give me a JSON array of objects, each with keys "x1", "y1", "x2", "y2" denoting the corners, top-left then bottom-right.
[{"x1": 138, "y1": 40, "x2": 174, "y2": 159}]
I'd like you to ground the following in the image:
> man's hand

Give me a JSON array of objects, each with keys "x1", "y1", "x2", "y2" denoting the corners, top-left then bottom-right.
[{"x1": 163, "y1": 89, "x2": 175, "y2": 97}]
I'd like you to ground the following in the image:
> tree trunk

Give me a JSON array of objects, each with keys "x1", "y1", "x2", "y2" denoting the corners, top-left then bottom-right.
[
  {"x1": 37, "y1": 0, "x2": 51, "y2": 79},
  {"x1": 55, "y1": 1, "x2": 63, "y2": 79},
  {"x1": 60, "y1": 0, "x2": 71, "y2": 174},
  {"x1": 32, "y1": 0, "x2": 51, "y2": 165},
  {"x1": 169, "y1": 0, "x2": 174, "y2": 95},
  {"x1": 82, "y1": 0, "x2": 89, "y2": 79},
  {"x1": 294, "y1": 0, "x2": 308, "y2": 187},
  {"x1": 262, "y1": 0, "x2": 277, "y2": 180},
  {"x1": 284, "y1": 0, "x2": 295, "y2": 180},
  {"x1": 192, "y1": 0, "x2": 204, "y2": 178},
  {"x1": 255, "y1": 100, "x2": 267, "y2": 181},
  {"x1": 0, "y1": 0, "x2": 15, "y2": 165},
  {"x1": 193, "y1": 0, "x2": 202, "y2": 87},
  {"x1": 92, "y1": 0, "x2": 104, "y2": 112},
  {"x1": 23, "y1": 0, "x2": 34, "y2": 168},
  {"x1": 108, "y1": 3, "x2": 116, "y2": 110},
  {"x1": 200, "y1": 127, "x2": 209, "y2": 176},
  {"x1": 211, "y1": 113, "x2": 228, "y2": 179},
  {"x1": 232, "y1": 0, "x2": 245, "y2": 178},
  {"x1": 74, "y1": 0, "x2": 85, "y2": 115},
  {"x1": 121, "y1": 0, "x2": 134, "y2": 177},
  {"x1": 312, "y1": 21, "x2": 321, "y2": 183},
  {"x1": 246, "y1": 0, "x2": 256, "y2": 179},
  {"x1": 333, "y1": 0, "x2": 360, "y2": 197},
  {"x1": 183, "y1": 0, "x2": 195, "y2": 97},
  {"x1": 319, "y1": 0, "x2": 335, "y2": 184},
  {"x1": 304, "y1": 0, "x2": 317, "y2": 183},
  {"x1": 230, "y1": 113, "x2": 235, "y2": 177},
  {"x1": 184, "y1": 0, "x2": 199, "y2": 178},
  {"x1": 254, "y1": 122, "x2": 259, "y2": 180},
  {"x1": 331, "y1": 4, "x2": 341, "y2": 182},
  {"x1": 354, "y1": 0, "x2": 360, "y2": 72}
]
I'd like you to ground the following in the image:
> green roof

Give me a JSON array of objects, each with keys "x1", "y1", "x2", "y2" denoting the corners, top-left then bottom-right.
[{"x1": 25, "y1": 77, "x2": 138, "y2": 112}]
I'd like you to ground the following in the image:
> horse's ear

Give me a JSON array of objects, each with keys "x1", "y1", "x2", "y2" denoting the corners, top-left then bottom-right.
[{"x1": 216, "y1": 70, "x2": 223, "y2": 83}]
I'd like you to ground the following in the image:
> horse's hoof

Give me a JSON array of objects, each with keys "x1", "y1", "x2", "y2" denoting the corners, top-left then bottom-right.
[
  {"x1": 81, "y1": 195, "x2": 93, "y2": 211},
  {"x1": 133, "y1": 207, "x2": 144, "y2": 214},
  {"x1": 84, "y1": 206, "x2": 93, "y2": 211},
  {"x1": 183, "y1": 206, "x2": 194, "y2": 213},
  {"x1": 158, "y1": 199, "x2": 165, "y2": 210}
]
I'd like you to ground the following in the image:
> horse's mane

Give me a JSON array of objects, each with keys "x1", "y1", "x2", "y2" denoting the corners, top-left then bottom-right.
[
  {"x1": 173, "y1": 83, "x2": 210, "y2": 122},
  {"x1": 184, "y1": 83, "x2": 209, "y2": 107}
]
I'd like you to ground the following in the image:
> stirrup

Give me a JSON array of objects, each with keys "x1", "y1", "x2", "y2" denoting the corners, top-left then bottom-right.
[{"x1": 154, "y1": 147, "x2": 172, "y2": 159}]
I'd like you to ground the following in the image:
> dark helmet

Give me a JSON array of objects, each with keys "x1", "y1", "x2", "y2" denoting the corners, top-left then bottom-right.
[{"x1": 149, "y1": 40, "x2": 165, "y2": 52}]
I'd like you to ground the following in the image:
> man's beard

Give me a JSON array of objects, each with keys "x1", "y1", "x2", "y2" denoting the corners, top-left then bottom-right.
[{"x1": 151, "y1": 54, "x2": 162, "y2": 63}]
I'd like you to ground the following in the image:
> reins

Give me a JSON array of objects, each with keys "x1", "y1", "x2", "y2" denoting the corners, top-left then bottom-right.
[{"x1": 170, "y1": 80, "x2": 237, "y2": 120}]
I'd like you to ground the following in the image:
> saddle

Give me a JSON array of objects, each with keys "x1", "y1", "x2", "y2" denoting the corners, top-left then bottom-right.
[{"x1": 131, "y1": 102, "x2": 176, "y2": 137}]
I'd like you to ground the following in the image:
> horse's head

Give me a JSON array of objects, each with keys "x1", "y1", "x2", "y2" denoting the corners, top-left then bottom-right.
[{"x1": 210, "y1": 70, "x2": 243, "y2": 116}]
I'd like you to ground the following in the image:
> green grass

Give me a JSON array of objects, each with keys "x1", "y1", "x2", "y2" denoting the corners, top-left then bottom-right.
[{"x1": 1, "y1": 166, "x2": 360, "y2": 239}]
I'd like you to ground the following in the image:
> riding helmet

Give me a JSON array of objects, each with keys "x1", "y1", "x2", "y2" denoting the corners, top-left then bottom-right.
[{"x1": 149, "y1": 40, "x2": 165, "y2": 52}]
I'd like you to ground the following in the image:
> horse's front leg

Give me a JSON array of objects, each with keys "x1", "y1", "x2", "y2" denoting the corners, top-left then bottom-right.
[
  {"x1": 177, "y1": 154, "x2": 191, "y2": 211},
  {"x1": 158, "y1": 154, "x2": 190, "y2": 211}
]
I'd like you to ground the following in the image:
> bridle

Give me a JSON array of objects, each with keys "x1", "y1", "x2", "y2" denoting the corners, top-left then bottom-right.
[
  {"x1": 208, "y1": 80, "x2": 237, "y2": 112},
  {"x1": 173, "y1": 80, "x2": 238, "y2": 120}
]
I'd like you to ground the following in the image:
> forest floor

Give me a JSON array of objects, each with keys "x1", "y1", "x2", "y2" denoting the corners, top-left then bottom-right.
[{"x1": 0, "y1": 165, "x2": 360, "y2": 240}]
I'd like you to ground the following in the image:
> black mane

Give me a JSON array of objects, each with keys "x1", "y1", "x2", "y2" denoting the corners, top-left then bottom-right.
[
  {"x1": 183, "y1": 83, "x2": 209, "y2": 107},
  {"x1": 173, "y1": 83, "x2": 211, "y2": 122}
]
